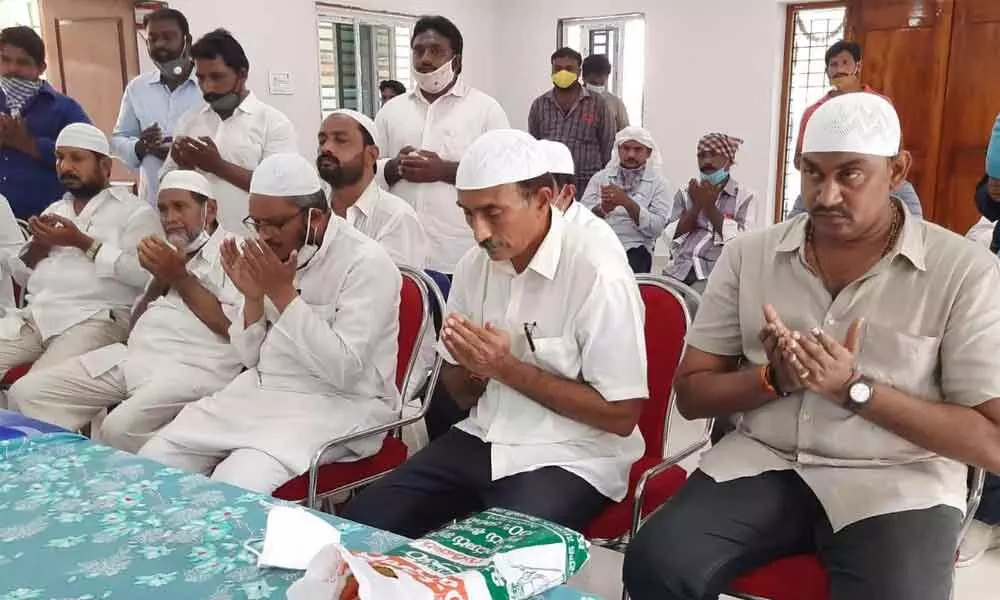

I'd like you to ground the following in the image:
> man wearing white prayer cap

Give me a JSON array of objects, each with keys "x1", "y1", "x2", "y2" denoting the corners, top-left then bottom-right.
[
  {"x1": 140, "y1": 153, "x2": 402, "y2": 494},
  {"x1": 538, "y1": 138, "x2": 626, "y2": 261},
  {"x1": 344, "y1": 129, "x2": 648, "y2": 539},
  {"x1": 581, "y1": 125, "x2": 673, "y2": 273},
  {"x1": 317, "y1": 108, "x2": 427, "y2": 268},
  {"x1": 11, "y1": 170, "x2": 244, "y2": 450},
  {"x1": 0, "y1": 123, "x2": 162, "y2": 405},
  {"x1": 625, "y1": 92, "x2": 1000, "y2": 600}
]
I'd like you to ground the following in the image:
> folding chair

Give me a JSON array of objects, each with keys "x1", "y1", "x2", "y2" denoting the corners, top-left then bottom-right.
[
  {"x1": 728, "y1": 467, "x2": 987, "y2": 599},
  {"x1": 584, "y1": 274, "x2": 712, "y2": 551},
  {"x1": 272, "y1": 266, "x2": 445, "y2": 509}
]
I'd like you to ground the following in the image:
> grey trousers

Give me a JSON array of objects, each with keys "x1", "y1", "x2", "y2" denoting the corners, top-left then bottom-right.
[{"x1": 623, "y1": 469, "x2": 962, "y2": 600}]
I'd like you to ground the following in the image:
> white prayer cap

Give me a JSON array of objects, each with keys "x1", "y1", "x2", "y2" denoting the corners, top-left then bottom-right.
[
  {"x1": 160, "y1": 170, "x2": 213, "y2": 199},
  {"x1": 327, "y1": 109, "x2": 379, "y2": 148},
  {"x1": 456, "y1": 129, "x2": 547, "y2": 191},
  {"x1": 609, "y1": 126, "x2": 663, "y2": 172},
  {"x1": 537, "y1": 140, "x2": 575, "y2": 176},
  {"x1": 250, "y1": 153, "x2": 323, "y2": 197},
  {"x1": 55, "y1": 123, "x2": 110, "y2": 157},
  {"x1": 802, "y1": 92, "x2": 901, "y2": 157}
]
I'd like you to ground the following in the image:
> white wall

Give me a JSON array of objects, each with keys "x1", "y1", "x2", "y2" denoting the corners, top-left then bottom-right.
[
  {"x1": 166, "y1": 0, "x2": 501, "y2": 159},
  {"x1": 493, "y1": 0, "x2": 787, "y2": 223}
]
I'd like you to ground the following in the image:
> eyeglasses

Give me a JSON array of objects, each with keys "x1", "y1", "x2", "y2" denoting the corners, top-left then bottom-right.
[{"x1": 242, "y1": 209, "x2": 304, "y2": 233}]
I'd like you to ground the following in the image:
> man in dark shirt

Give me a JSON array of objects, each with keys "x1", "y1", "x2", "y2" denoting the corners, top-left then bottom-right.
[
  {"x1": 0, "y1": 26, "x2": 90, "y2": 219},
  {"x1": 529, "y1": 47, "x2": 615, "y2": 196},
  {"x1": 974, "y1": 175, "x2": 1000, "y2": 253}
]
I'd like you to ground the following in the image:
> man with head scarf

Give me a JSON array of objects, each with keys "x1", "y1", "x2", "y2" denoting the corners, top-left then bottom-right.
[
  {"x1": 665, "y1": 132, "x2": 758, "y2": 292},
  {"x1": 140, "y1": 153, "x2": 400, "y2": 494},
  {"x1": 10, "y1": 171, "x2": 243, "y2": 451},
  {"x1": 624, "y1": 93, "x2": 1000, "y2": 600},
  {"x1": 581, "y1": 125, "x2": 672, "y2": 273},
  {"x1": 343, "y1": 129, "x2": 647, "y2": 539},
  {"x1": 0, "y1": 124, "x2": 161, "y2": 399},
  {"x1": 317, "y1": 108, "x2": 427, "y2": 268}
]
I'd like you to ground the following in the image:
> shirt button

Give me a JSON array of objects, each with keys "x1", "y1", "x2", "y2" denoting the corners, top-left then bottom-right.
[{"x1": 826, "y1": 318, "x2": 835, "y2": 325}]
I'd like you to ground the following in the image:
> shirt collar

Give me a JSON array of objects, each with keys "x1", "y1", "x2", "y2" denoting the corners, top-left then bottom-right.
[
  {"x1": 722, "y1": 177, "x2": 739, "y2": 197},
  {"x1": 195, "y1": 225, "x2": 228, "y2": 262},
  {"x1": 776, "y1": 198, "x2": 926, "y2": 271},
  {"x1": 147, "y1": 67, "x2": 198, "y2": 88},
  {"x1": 546, "y1": 84, "x2": 590, "y2": 103},
  {"x1": 506, "y1": 208, "x2": 565, "y2": 280},
  {"x1": 348, "y1": 180, "x2": 379, "y2": 219}
]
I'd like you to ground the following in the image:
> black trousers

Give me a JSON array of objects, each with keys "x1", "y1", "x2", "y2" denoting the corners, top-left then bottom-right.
[
  {"x1": 341, "y1": 428, "x2": 611, "y2": 539},
  {"x1": 624, "y1": 470, "x2": 962, "y2": 600},
  {"x1": 627, "y1": 246, "x2": 652, "y2": 274}
]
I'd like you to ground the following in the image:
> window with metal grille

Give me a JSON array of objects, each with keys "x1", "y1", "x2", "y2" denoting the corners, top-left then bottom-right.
[
  {"x1": 776, "y1": 4, "x2": 848, "y2": 220},
  {"x1": 558, "y1": 14, "x2": 646, "y2": 127},
  {"x1": 316, "y1": 4, "x2": 414, "y2": 119}
]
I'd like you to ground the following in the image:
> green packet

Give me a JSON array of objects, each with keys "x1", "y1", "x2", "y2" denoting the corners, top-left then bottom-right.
[{"x1": 339, "y1": 508, "x2": 590, "y2": 599}]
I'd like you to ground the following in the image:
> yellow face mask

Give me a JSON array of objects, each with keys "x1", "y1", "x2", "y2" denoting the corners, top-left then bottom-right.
[{"x1": 551, "y1": 69, "x2": 578, "y2": 89}]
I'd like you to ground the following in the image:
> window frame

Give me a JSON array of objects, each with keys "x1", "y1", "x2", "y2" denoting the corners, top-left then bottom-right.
[{"x1": 773, "y1": 1, "x2": 854, "y2": 223}]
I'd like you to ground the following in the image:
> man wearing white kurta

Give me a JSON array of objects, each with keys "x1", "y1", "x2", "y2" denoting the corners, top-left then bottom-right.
[
  {"x1": 10, "y1": 171, "x2": 242, "y2": 451},
  {"x1": 140, "y1": 153, "x2": 401, "y2": 494},
  {"x1": 0, "y1": 124, "x2": 161, "y2": 386},
  {"x1": 343, "y1": 130, "x2": 648, "y2": 538},
  {"x1": 375, "y1": 15, "x2": 509, "y2": 274},
  {"x1": 160, "y1": 29, "x2": 297, "y2": 234},
  {"x1": 0, "y1": 194, "x2": 26, "y2": 311},
  {"x1": 318, "y1": 108, "x2": 426, "y2": 268}
]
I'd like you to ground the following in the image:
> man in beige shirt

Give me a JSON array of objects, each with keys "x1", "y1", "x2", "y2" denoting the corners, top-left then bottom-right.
[{"x1": 624, "y1": 93, "x2": 1000, "y2": 600}]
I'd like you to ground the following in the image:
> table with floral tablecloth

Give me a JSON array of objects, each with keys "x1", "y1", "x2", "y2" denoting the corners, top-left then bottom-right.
[{"x1": 0, "y1": 432, "x2": 598, "y2": 600}]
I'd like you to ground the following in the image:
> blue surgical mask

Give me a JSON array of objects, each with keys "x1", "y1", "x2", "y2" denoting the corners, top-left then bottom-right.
[{"x1": 701, "y1": 169, "x2": 729, "y2": 186}]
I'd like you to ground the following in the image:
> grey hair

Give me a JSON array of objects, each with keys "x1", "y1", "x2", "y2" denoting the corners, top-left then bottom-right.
[{"x1": 289, "y1": 189, "x2": 329, "y2": 211}]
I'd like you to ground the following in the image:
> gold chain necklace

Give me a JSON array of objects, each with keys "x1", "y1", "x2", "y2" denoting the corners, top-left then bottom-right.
[{"x1": 806, "y1": 202, "x2": 903, "y2": 289}]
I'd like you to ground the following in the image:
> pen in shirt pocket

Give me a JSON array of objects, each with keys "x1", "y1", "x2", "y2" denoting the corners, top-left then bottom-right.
[{"x1": 523, "y1": 321, "x2": 537, "y2": 353}]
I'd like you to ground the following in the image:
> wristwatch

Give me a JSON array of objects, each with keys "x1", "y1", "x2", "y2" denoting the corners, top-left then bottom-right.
[
  {"x1": 84, "y1": 240, "x2": 103, "y2": 262},
  {"x1": 845, "y1": 376, "x2": 875, "y2": 413}
]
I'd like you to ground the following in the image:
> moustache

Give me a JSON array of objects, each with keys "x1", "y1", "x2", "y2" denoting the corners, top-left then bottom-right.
[
  {"x1": 59, "y1": 174, "x2": 81, "y2": 183},
  {"x1": 809, "y1": 209, "x2": 851, "y2": 219},
  {"x1": 317, "y1": 154, "x2": 340, "y2": 168},
  {"x1": 479, "y1": 239, "x2": 500, "y2": 252}
]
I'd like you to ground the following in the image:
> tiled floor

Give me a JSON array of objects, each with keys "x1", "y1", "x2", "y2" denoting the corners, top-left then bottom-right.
[{"x1": 566, "y1": 407, "x2": 1000, "y2": 599}]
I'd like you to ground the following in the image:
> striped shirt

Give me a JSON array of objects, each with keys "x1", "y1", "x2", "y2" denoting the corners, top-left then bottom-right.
[{"x1": 529, "y1": 87, "x2": 616, "y2": 195}]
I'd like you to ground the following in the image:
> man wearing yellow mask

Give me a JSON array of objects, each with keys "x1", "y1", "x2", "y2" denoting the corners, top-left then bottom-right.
[
  {"x1": 529, "y1": 47, "x2": 616, "y2": 198},
  {"x1": 793, "y1": 40, "x2": 890, "y2": 169}
]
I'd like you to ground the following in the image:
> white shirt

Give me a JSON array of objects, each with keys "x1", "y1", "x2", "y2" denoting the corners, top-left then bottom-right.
[
  {"x1": 161, "y1": 92, "x2": 298, "y2": 234},
  {"x1": 437, "y1": 210, "x2": 648, "y2": 501},
  {"x1": 344, "y1": 179, "x2": 428, "y2": 268},
  {"x1": 8, "y1": 187, "x2": 162, "y2": 341},
  {"x1": 0, "y1": 194, "x2": 25, "y2": 311},
  {"x1": 77, "y1": 227, "x2": 244, "y2": 384},
  {"x1": 562, "y1": 201, "x2": 628, "y2": 261},
  {"x1": 375, "y1": 78, "x2": 509, "y2": 273}
]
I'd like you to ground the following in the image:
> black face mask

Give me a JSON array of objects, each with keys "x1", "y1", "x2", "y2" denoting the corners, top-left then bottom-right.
[{"x1": 203, "y1": 91, "x2": 243, "y2": 114}]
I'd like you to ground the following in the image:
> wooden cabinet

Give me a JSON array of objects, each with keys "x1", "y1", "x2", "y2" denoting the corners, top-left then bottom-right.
[{"x1": 848, "y1": 0, "x2": 1000, "y2": 233}]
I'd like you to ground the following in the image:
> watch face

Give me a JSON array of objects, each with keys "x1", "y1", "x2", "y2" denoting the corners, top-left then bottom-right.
[{"x1": 849, "y1": 381, "x2": 872, "y2": 404}]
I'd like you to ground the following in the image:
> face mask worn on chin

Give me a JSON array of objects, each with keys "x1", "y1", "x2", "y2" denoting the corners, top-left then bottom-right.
[
  {"x1": 414, "y1": 59, "x2": 455, "y2": 95},
  {"x1": 585, "y1": 83, "x2": 606, "y2": 94},
  {"x1": 831, "y1": 68, "x2": 859, "y2": 92},
  {"x1": 296, "y1": 209, "x2": 319, "y2": 269},
  {"x1": 552, "y1": 69, "x2": 578, "y2": 89},
  {"x1": 154, "y1": 46, "x2": 191, "y2": 80},
  {"x1": 701, "y1": 169, "x2": 729, "y2": 186},
  {"x1": 204, "y1": 89, "x2": 243, "y2": 114},
  {"x1": 183, "y1": 205, "x2": 211, "y2": 254},
  {"x1": 0, "y1": 76, "x2": 43, "y2": 117}
]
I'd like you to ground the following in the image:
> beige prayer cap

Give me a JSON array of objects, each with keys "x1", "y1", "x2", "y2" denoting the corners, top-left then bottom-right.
[
  {"x1": 250, "y1": 153, "x2": 322, "y2": 197},
  {"x1": 55, "y1": 123, "x2": 110, "y2": 157},
  {"x1": 160, "y1": 170, "x2": 214, "y2": 198},
  {"x1": 802, "y1": 92, "x2": 901, "y2": 157},
  {"x1": 537, "y1": 140, "x2": 575, "y2": 176},
  {"x1": 456, "y1": 129, "x2": 547, "y2": 191},
  {"x1": 328, "y1": 109, "x2": 379, "y2": 147}
]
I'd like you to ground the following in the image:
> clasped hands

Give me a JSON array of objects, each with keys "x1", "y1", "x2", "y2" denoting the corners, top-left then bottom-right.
[
  {"x1": 760, "y1": 304, "x2": 862, "y2": 404},
  {"x1": 219, "y1": 237, "x2": 297, "y2": 306},
  {"x1": 593, "y1": 184, "x2": 629, "y2": 218},
  {"x1": 441, "y1": 314, "x2": 513, "y2": 381}
]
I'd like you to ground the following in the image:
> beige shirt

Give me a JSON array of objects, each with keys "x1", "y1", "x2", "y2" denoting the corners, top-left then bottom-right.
[{"x1": 691, "y1": 206, "x2": 1000, "y2": 531}]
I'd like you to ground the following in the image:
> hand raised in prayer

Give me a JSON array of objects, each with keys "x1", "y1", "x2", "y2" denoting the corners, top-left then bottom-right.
[
  {"x1": 399, "y1": 150, "x2": 449, "y2": 183},
  {"x1": 989, "y1": 178, "x2": 1000, "y2": 202},
  {"x1": 781, "y1": 319, "x2": 863, "y2": 404},
  {"x1": 220, "y1": 237, "x2": 265, "y2": 301},
  {"x1": 137, "y1": 236, "x2": 188, "y2": 284},
  {"x1": 136, "y1": 123, "x2": 163, "y2": 159},
  {"x1": 600, "y1": 184, "x2": 628, "y2": 211},
  {"x1": 239, "y1": 238, "x2": 298, "y2": 307},
  {"x1": 441, "y1": 315, "x2": 513, "y2": 380},
  {"x1": 174, "y1": 136, "x2": 224, "y2": 174},
  {"x1": 29, "y1": 215, "x2": 90, "y2": 250},
  {"x1": 0, "y1": 116, "x2": 36, "y2": 155},
  {"x1": 759, "y1": 304, "x2": 806, "y2": 396},
  {"x1": 689, "y1": 178, "x2": 723, "y2": 212}
]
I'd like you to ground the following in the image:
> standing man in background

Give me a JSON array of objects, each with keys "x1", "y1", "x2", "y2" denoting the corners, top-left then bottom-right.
[
  {"x1": 0, "y1": 26, "x2": 90, "y2": 220},
  {"x1": 379, "y1": 80, "x2": 406, "y2": 107},
  {"x1": 112, "y1": 8, "x2": 204, "y2": 207},
  {"x1": 161, "y1": 29, "x2": 297, "y2": 234},
  {"x1": 375, "y1": 15, "x2": 508, "y2": 275},
  {"x1": 530, "y1": 47, "x2": 616, "y2": 197},
  {"x1": 581, "y1": 54, "x2": 629, "y2": 132}
]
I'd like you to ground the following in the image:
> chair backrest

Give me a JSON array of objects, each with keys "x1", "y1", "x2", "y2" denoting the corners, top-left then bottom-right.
[
  {"x1": 397, "y1": 266, "x2": 433, "y2": 394},
  {"x1": 635, "y1": 275, "x2": 696, "y2": 461}
]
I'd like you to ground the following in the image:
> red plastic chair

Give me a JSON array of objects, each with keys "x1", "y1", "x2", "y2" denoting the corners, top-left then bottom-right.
[
  {"x1": 584, "y1": 275, "x2": 713, "y2": 549},
  {"x1": 728, "y1": 467, "x2": 987, "y2": 599},
  {"x1": 272, "y1": 266, "x2": 445, "y2": 509}
]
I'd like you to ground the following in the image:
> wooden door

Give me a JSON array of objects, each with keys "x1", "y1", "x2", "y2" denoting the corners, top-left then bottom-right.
[
  {"x1": 933, "y1": 0, "x2": 1000, "y2": 233},
  {"x1": 848, "y1": 0, "x2": 954, "y2": 219},
  {"x1": 38, "y1": 0, "x2": 139, "y2": 184}
]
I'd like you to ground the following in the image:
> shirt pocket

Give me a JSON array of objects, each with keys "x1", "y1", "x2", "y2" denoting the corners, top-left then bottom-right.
[
  {"x1": 858, "y1": 322, "x2": 941, "y2": 399},
  {"x1": 528, "y1": 336, "x2": 581, "y2": 381}
]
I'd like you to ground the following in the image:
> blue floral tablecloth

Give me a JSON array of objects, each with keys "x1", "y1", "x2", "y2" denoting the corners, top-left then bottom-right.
[
  {"x1": 0, "y1": 409, "x2": 68, "y2": 441},
  {"x1": 0, "y1": 433, "x2": 598, "y2": 600}
]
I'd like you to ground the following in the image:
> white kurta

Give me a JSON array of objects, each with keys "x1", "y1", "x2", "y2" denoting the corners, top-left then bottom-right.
[
  {"x1": 5, "y1": 187, "x2": 162, "y2": 341},
  {"x1": 345, "y1": 179, "x2": 428, "y2": 269},
  {"x1": 562, "y1": 201, "x2": 628, "y2": 261},
  {"x1": 0, "y1": 194, "x2": 25, "y2": 311},
  {"x1": 438, "y1": 210, "x2": 648, "y2": 501},
  {"x1": 151, "y1": 216, "x2": 402, "y2": 475}
]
